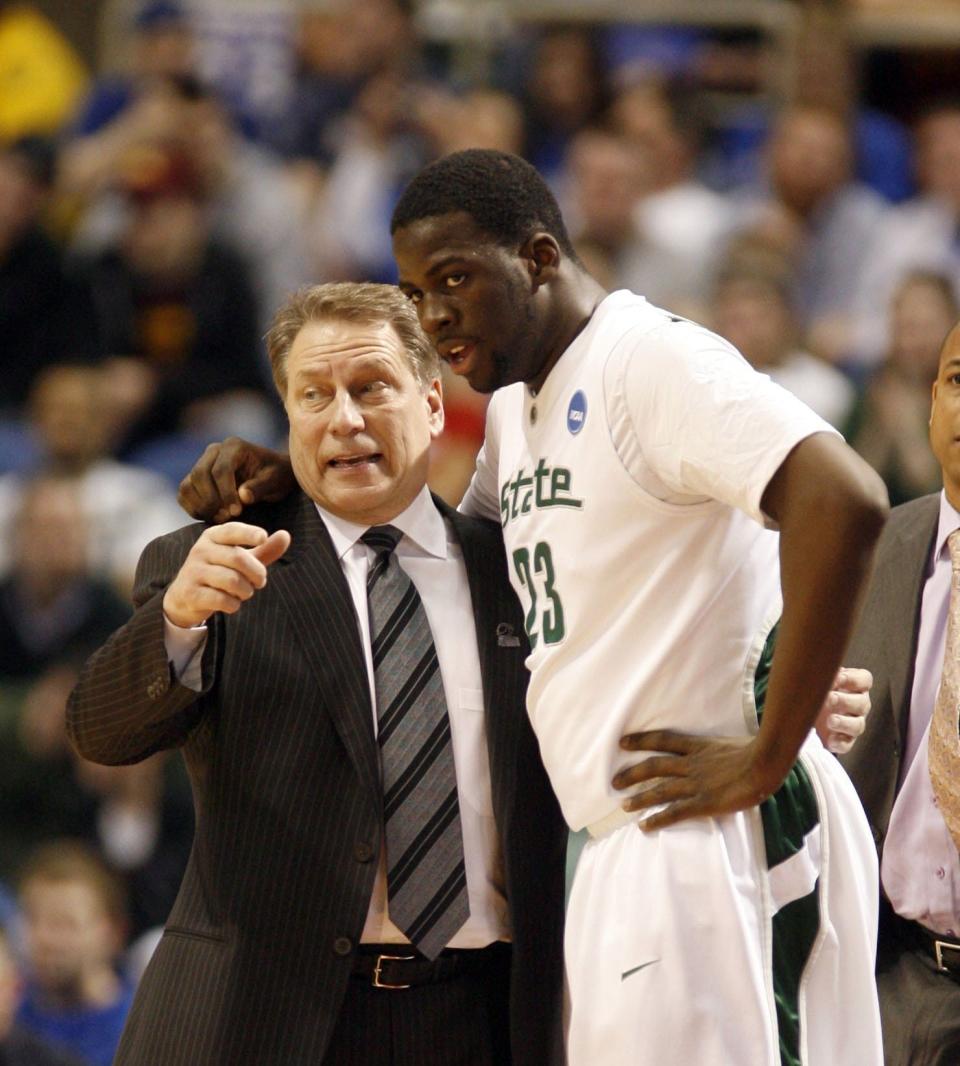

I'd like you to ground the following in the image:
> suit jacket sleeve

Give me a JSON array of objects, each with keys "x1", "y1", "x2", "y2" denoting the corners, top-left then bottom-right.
[{"x1": 66, "y1": 523, "x2": 220, "y2": 766}]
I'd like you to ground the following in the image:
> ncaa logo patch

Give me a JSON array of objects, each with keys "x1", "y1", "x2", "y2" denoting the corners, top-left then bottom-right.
[{"x1": 566, "y1": 390, "x2": 587, "y2": 435}]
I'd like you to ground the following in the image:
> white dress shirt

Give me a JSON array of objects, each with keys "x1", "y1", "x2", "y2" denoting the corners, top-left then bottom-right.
[
  {"x1": 882, "y1": 491, "x2": 960, "y2": 935},
  {"x1": 164, "y1": 486, "x2": 510, "y2": 948}
]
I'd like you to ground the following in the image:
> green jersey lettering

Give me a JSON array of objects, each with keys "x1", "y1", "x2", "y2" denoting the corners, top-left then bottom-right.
[
  {"x1": 511, "y1": 541, "x2": 566, "y2": 647},
  {"x1": 500, "y1": 461, "x2": 583, "y2": 529}
]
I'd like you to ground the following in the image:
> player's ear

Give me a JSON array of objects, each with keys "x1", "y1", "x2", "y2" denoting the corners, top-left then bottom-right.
[{"x1": 522, "y1": 233, "x2": 561, "y2": 290}]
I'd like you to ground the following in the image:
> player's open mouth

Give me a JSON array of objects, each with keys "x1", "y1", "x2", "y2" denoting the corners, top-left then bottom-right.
[{"x1": 442, "y1": 341, "x2": 476, "y2": 374}]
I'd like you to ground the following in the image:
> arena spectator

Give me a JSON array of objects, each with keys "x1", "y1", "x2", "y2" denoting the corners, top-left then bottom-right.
[
  {"x1": 182, "y1": 0, "x2": 295, "y2": 142},
  {"x1": 0, "y1": 364, "x2": 184, "y2": 595},
  {"x1": 68, "y1": 74, "x2": 310, "y2": 339},
  {"x1": 785, "y1": 6, "x2": 913, "y2": 204},
  {"x1": 608, "y1": 78, "x2": 728, "y2": 271},
  {"x1": 73, "y1": 1, "x2": 194, "y2": 138},
  {"x1": 563, "y1": 126, "x2": 704, "y2": 315},
  {"x1": 521, "y1": 24, "x2": 611, "y2": 183},
  {"x1": 0, "y1": 474, "x2": 125, "y2": 877},
  {"x1": 0, "y1": 373, "x2": 194, "y2": 932},
  {"x1": 0, "y1": 588, "x2": 189, "y2": 945},
  {"x1": 850, "y1": 271, "x2": 958, "y2": 505},
  {"x1": 417, "y1": 86, "x2": 525, "y2": 160},
  {"x1": 851, "y1": 99, "x2": 960, "y2": 366},
  {"x1": 0, "y1": 137, "x2": 98, "y2": 415},
  {"x1": 694, "y1": 7, "x2": 913, "y2": 204},
  {"x1": 305, "y1": 65, "x2": 424, "y2": 284},
  {"x1": 271, "y1": 0, "x2": 416, "y2": 166},
  {"x1": 163, "y1": 78, "x2": 311, "y2": 333},
  {"x1": 710, "y1": 258, "x2": 856, "y2": 430},
  {"x1": 78, "y1": 145, "x2": 273, "y2": 453},
  {"x1": 729, "y1": 104, "x2": 889, "y2": 362},
  {"x1": 70, "y1": 753, "x2": 192, "y2": 944},
  {"x1": 0, "y1": 925, "x2": 83, "y2": 1066},
  {"x1": 15, "y1": 841, "x2": 133, "y2": 1066},
  {"x1": 0, "y1": 475, "x2": 129, "y2": 682}
]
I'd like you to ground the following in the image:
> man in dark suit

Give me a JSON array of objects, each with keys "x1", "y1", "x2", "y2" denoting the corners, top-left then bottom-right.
[
  {"x1": 66, "y1": 282, "x2": 567, "y2": 1066},
  {"x1": 843, "y1": 320, "x2": 960, "y2": 1065}
]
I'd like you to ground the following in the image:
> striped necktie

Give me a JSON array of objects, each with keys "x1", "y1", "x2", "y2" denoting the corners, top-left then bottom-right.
[
  {"x1": 362, "y1": 525, "x2": 469, "y2": 959},
  {"x1": 930, "y1": 529, "x2": 960, "y2": 851}
]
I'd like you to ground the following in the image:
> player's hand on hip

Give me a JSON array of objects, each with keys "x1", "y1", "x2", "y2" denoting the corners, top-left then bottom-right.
[
  {"x1": 613, "y1": 730, "x2": 771, "y2": 831},
  {"x1": 163, "y1": 522, "x2": 291, "y2": 628},
  {"x1": 178, "y1": 437, "x2": 297, "y2": 523},
  {"x1": 814, "y1": 667, "x2": 871, "y2": 755}
]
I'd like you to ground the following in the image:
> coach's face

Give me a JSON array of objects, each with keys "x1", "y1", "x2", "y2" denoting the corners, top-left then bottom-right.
[
  {"x1": 284, "y1": 318, "x2": 443, "y2": 526},
  {"x1": 930, "y1": 323, "x2": 960, "y2": 510},
  {"x1": 394, "y1": 211, "x2": 553, "y2": 393}
]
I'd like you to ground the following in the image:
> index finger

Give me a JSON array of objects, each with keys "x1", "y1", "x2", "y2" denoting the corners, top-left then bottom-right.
[
  {"x1": 201, "y1": 522, "x2": 271, "y2": 548},
  {"x1": 619, "y1": 730, "x2": 702, "y2": 754}
]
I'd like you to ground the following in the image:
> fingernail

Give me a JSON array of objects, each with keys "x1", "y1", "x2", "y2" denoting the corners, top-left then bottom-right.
[
  {"x1": 828, "y1": 693, "x2": 840, "y2": 708},
  {"x1": 829, "y1": 714, "x2": 842, "y2": 729}
]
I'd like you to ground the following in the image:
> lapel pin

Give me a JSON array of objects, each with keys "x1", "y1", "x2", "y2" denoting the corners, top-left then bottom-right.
[{"x1": 497, "y1": 623, "x2": 521, "y2": 647}]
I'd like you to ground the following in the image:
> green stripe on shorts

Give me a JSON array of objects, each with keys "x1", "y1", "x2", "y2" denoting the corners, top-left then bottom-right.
[{"x1": 754, "y1": 622, "x2": 822, "y2": 1066}]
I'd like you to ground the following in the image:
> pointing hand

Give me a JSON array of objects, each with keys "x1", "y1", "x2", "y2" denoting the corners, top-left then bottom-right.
[{"x1": 163, "y1": 523, "x2": 292, "y2": 628}]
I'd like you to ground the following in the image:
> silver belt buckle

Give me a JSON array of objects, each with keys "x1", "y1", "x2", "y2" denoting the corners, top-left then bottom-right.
[
  {"x1": 934, "y1": 940, "x2": 960, "y2": 973},
  {"x1": 372, "y1": 952, "x2": 415, "y2": 989}
]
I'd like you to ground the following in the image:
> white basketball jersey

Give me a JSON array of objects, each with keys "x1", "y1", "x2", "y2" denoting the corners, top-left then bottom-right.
[{"x1": 462, "y1": 291, "x2": 835, "y2": 830}]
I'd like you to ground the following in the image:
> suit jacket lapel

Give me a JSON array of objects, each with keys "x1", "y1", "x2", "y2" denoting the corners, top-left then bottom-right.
[
  {"x1": 269, "y1": 492, "x2": 380, "y2": 810},
  {"x1": 882, "y1": 496, "x2": 940, "y2": 740}
]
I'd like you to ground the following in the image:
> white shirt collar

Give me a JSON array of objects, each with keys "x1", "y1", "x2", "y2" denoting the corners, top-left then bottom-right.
[
  {"x1": 933, "y1": 489, "x2": 960, "y2": 563},
  {"x1": 313, "y1": 484, "x2": 448, "y2": 562}
]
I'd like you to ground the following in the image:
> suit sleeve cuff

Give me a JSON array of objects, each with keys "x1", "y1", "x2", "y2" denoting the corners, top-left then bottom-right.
[{"x1": 163, "y1": 613, "x2": 208, "y2": 692}]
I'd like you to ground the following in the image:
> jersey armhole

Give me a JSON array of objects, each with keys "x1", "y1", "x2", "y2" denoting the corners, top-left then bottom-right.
[{"x1": 601, "y1": 334, "x2": 715, "y2": 511}]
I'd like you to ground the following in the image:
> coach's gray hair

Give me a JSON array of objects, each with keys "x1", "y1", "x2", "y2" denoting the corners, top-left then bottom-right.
[{"x1": 266, "y1": 282, "x2": 440, "y2": 395}]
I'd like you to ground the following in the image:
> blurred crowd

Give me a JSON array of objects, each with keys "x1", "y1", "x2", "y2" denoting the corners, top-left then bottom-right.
[{"x1": 1, "y1": 0, "x2": 959, "y2": 1061}]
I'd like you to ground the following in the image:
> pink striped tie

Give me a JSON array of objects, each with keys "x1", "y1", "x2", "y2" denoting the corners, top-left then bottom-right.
[{"x1": 930, "y1": 529, "x2": 960, "y2": 851}]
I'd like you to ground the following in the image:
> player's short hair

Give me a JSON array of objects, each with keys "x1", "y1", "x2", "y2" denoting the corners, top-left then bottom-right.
[
  {"x1": 18, "y1": 840, "x2": 127, "y2": 926},
  {"x1": 266, "y1": 282, "x2": 440, "y2": 396},
  {"x1": 390, "y1": 149, "x2": 580, "y2": 261}
]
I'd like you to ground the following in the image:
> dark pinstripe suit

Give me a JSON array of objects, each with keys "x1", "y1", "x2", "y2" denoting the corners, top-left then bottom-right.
[{"x1": 66, "y1": 491, "x2": 566, "y2": 1066}]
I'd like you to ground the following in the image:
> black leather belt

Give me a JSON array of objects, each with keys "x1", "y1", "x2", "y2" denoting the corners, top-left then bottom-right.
[
  {"x1": 352, "y1": 942, "x2": 509, "y2": 990},
  {"x1": 896, "y1": 915, "x2": 960, "y2": 978}
]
